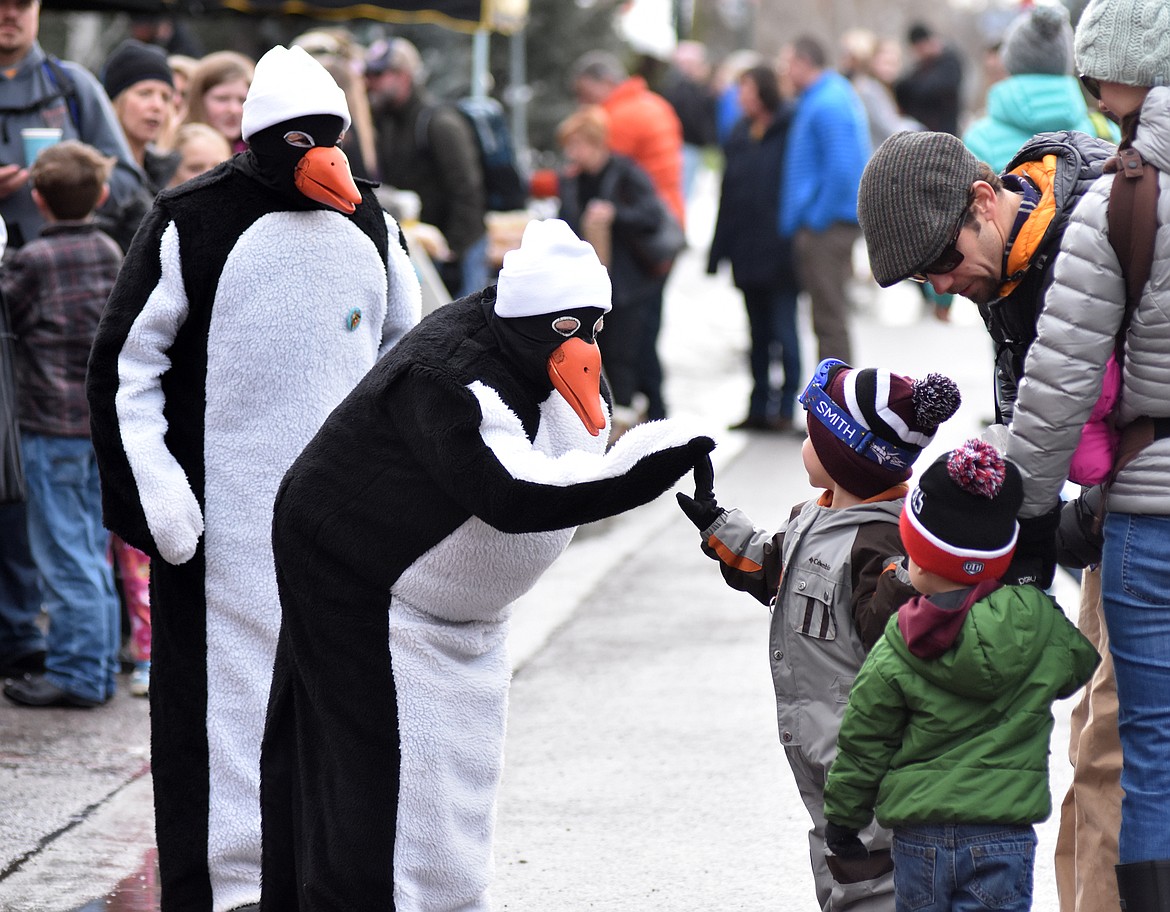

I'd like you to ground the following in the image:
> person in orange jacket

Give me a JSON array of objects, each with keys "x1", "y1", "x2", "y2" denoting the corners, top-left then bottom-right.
[
  {"x1": 570, "y1": 50, "x2": 684, "y2": 423},
  {"x1": 571, "y1": 50, "x2": 685, "y2": 227}
]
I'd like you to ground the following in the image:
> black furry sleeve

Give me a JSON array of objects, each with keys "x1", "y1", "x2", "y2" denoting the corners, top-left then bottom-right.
[{"x1": 391, "y1": 369, "x2": 713, "y2": 534}]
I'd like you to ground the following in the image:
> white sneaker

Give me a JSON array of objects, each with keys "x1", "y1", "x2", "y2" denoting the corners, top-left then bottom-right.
[{"x1": 129, "y1": 663, "x2": 150, "y2": 697}]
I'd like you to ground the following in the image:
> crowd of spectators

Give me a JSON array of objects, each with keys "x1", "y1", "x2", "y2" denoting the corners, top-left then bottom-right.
[{"x1": 0, "y1": 5, "x2": 1152, "y2": 911}]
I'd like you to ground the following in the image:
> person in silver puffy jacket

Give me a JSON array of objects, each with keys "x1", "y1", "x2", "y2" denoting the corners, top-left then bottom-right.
[{"x1": 1003, "y1": 0, "x2": 1170, "y2": 906}]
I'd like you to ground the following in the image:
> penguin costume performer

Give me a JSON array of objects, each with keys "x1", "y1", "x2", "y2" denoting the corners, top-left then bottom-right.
[
  {"x1": 86, "y1": 46, "x2": 420, "y2": 912},
  {"x1": 259, "y1": 218, "x2": 714, "y2": 911}
]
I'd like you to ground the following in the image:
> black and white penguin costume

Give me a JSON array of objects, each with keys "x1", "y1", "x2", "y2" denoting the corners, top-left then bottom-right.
[
  {"x1": 258, "y1": 219, "x2": 714, "y2": 911},
  {"x1": 86, "y1": 46, "x2": 421, "y2": 912}
]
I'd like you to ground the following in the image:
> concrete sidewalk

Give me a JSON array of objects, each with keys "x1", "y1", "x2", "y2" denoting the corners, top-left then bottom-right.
[{"x1": 0, "y1": 168, "x2": 1080, "y2": 910}]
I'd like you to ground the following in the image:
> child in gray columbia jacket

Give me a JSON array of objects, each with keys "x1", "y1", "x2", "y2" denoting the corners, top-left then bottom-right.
[{"x1": 677, "y1": 358, "x2": 960, "y2": 912}]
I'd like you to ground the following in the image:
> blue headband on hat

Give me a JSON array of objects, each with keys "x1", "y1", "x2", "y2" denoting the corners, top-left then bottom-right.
[{"x1": 800, "y1": 358, "x2": 919, "y2": 470}]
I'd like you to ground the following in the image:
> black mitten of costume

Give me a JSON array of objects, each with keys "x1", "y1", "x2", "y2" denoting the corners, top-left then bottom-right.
[
  {"x1": 675, "y1": 453, "x2": 724, "y2": 531},
  {"x1": 1055, "y1": 486, "x2": 1105, "y2": 570}
]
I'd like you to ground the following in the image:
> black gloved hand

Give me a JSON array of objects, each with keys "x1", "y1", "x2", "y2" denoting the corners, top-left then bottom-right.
[
  {"x1": 675, "y1": 453, "x2": 723, "y2": 531},
  {"x1": 1055, "y1": 485, "x2": 1105, "y2": 570},
  {"x1": 825, "y1": 821, "x2": 868, "y2": 860},
  {"x1": 1003, "y1": 503, "x2": 1062, "y2": 589}
]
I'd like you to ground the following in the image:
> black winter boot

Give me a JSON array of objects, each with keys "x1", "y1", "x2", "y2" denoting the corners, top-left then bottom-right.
[{"x1": 1117, "y1": 860, "x2": 1170, "y2": 911}]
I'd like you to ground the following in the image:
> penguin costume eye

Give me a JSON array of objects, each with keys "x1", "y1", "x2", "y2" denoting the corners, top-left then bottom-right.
[
  {"x1": 501, "y1": 306, "x2": 606, "y2": 350},
  {"x1": 283, "y1": 130, "x2": 316, "y2": 148},
  {"x1": 551, "y1": 316, "x2": 580, "y2": 337}
]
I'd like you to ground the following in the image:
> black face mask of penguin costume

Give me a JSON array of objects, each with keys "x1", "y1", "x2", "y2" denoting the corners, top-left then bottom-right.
[
  {"x1": 235, "y1": 113, "x2": 363, "y2": 213},
  {"x1": 485, "y1": 293, "x2": 609, "y2": 436}
]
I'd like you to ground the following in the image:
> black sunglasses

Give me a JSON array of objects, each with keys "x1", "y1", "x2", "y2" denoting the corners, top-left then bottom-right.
[
  {"x1": 1080, "y1": 73, "x2": 1101, "y2": 100},
  {"x1": 908, "y1": 205, "x2": 968, "y2": 284}
]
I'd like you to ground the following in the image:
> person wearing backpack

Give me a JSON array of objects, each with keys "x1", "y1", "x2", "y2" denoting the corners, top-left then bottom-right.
[
  {"x1": 855, "y1": 127, "x2": 1120, "y2": 912},
  {"x1": 1002, "y1": 1, "x2": 1170, "y2": 907},
  {"x1": 0, "y1": 0, "x2": 143, "y2": 252},
  {"x1": 364, "y1": 36, "x2": 486, "y2": 300},
  {"x1": 0, "y1": 0, "x2": 144, "y2": 688}
]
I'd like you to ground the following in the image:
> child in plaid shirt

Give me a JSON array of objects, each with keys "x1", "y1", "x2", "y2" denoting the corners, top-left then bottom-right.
[{"x1": 1, "y1": 140, "x2": 124, "y2": 709}]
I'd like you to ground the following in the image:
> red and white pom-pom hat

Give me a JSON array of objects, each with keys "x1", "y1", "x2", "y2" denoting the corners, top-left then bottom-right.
[{"x1": 899, "y1": 438, "x2": 1024, "y2": 583}]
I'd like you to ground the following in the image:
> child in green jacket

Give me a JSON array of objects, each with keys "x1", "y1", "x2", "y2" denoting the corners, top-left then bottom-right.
[{"x1": 823, "y1": 439, "x2": 1099, "y2": 912}]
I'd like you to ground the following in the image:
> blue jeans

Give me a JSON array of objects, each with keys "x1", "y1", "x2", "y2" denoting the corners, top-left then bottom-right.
[
  {"x1": 892, "y1": 823, "x2": 1036, "y2": 912},
  {"x1": 458, "y1": 233, "x2": 490, "y2": 299},
  {"x1": 741, "y1": 284, "x2": 801, "y2": 421},
  {"x1": 0, "y1": 500, "x2": 44, "y2": 664},
  {"x1": 1102, "y1": 512, "x2": 1170, "y2": 863},
  {"x1": 636, "y1": 276, "x2": 668, "y2": 421},
  {"x1": 21, "y1": 433, "x2": 120, "y2": 702}
]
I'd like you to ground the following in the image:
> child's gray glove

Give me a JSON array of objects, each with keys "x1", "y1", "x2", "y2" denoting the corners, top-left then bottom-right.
[{"x1": 675, "y1": 453, "x2": 724, "y2": 531}]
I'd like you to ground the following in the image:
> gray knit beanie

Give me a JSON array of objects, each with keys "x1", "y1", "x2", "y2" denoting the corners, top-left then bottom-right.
[
  {"x1": 1075, "y1": 0, "x2": 1170, "y2": 88},
  {"x1": 1001, "y1": 4, "x2": 1074, "y2": 76},
  {"x1": 857, "y1": 131, "x2": 982, "y2": 288}
]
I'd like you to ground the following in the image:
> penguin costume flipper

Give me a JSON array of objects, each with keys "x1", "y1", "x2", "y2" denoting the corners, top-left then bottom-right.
[
  {"x1": 378, "y1": 211, "x2": 422, "y2": 356},
  {"x1": 88, "y1": 194, "x2": 204, "y2": 562},
  {"x1": 391, "y1": 368, "x2": 714, "y2": 533}
]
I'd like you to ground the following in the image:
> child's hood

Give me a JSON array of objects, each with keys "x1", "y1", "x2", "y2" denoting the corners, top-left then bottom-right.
[{"x1": 889, "y1": 583, "x2": 1060, "y2": 701}]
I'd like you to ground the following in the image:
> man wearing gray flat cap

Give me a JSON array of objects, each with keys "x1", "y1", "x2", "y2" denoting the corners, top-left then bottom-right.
[{"x1": 858, "y1": 128, "x2": 1112, "y2": 428}]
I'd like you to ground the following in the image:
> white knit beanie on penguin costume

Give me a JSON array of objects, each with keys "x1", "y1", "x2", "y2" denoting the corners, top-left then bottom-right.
[
  {"x1": 495, "y1": 219, "x2": 613, "y2": 318},
  {"x1": 1075, "y1": 0, "x2": 1170, "y2": 88},
  {"x1": 241, "y1": 45, "x2": 352, "y2": 143}
]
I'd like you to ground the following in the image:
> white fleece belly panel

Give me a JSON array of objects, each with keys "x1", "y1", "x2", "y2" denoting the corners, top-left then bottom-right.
[
  {"x1": 389, "y1": 597, "x2": 510, "y2": 912},
  {"x1": 202, "y1": 211, "x2": 389, "y2": 911},
  {"x1": 388, "y1": 385, "x2": 604, "y2": 911}
]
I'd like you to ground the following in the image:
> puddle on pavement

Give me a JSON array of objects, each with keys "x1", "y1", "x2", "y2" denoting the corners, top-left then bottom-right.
[{"x1": 70, "y1": 848, "x2": 159, "y2": 911}]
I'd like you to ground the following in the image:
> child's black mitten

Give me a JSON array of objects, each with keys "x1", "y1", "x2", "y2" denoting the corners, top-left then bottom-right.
[
  {"x1": 825, "y1": 821, "x2": 868, "y2": 860},
  {"x1": 675, "y1": 453, "x2": 723, "y2": 531}
]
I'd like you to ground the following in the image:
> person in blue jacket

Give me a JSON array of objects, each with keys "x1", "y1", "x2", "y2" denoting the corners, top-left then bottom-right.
[{"x1": 779, "y1": 35, "x2": 871, "y2": 365}]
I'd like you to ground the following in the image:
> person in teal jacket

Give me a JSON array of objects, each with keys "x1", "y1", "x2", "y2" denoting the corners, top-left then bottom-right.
[
  {"x1": 823, "y1": 439, "x2": 1099, "y2": 912},
  {"x1": 963, "y1": 4, "x2": 1116, "y2": 173}
]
